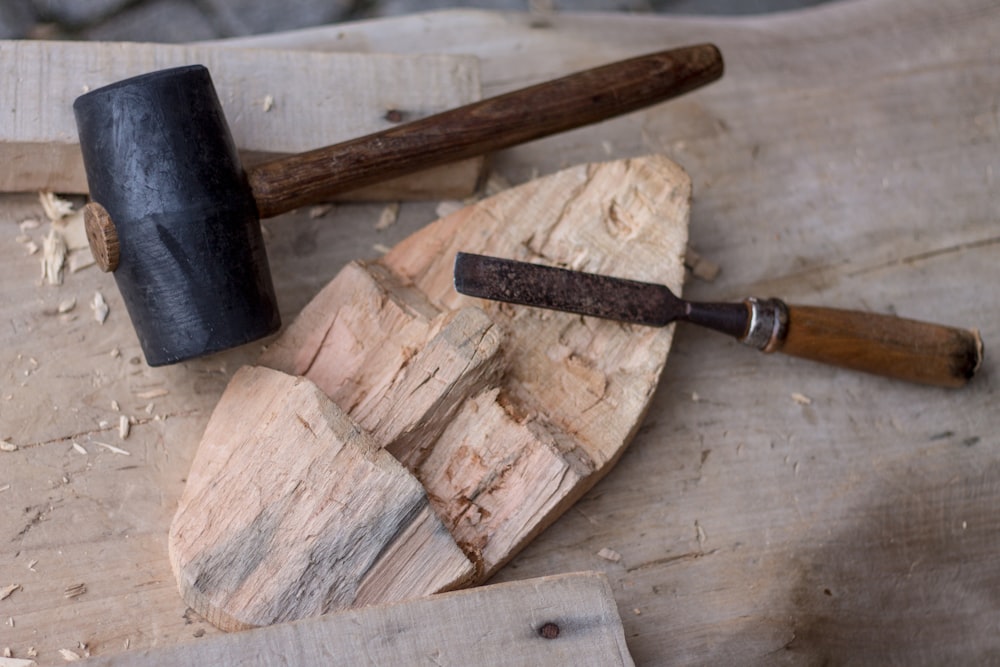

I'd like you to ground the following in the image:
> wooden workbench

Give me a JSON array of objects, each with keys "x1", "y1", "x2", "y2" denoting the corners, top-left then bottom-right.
[{"x1": 2, "y1": 0, "x2": 998, "y2": 663}]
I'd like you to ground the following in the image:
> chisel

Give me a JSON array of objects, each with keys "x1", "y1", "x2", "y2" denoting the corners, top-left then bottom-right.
[{"x1": 453, "y1": 252, "x2": 983, "y2": 387}]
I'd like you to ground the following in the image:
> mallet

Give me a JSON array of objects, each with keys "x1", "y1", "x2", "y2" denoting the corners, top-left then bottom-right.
[{"x1": 73, "y1": 44, "x2": 723, "y2": 366}]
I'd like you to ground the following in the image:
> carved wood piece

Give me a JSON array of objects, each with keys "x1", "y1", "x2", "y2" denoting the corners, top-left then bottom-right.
[{"x1": 173, "y1": 155, "x2": 690, "y2": 629}]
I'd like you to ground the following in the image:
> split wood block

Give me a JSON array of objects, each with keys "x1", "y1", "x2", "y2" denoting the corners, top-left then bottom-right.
[
  {"x1": 169, "y1": 365, "x2": 475, "y2": 631},
  {"x1": 0, "y1": 40, "x2": 482, "y2": 198},
  {"x1": 172, "y1": 154, "x2": 690, "y2": 629},
  {"x1": 87, "y1": 572, "x2": 634, "y2": 667}
]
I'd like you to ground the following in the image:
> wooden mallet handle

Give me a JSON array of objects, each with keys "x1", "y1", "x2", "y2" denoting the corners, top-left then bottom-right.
[
  {"x1": 249, "y1": 44, "x2": 723, "y2": 218},
  {"x1": 747, "y1": 300, "x2": 983, "y2": 387}
]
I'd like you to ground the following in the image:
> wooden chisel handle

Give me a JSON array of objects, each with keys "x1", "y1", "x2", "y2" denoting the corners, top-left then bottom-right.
[{"x1": 743, "y1": 299, "x2": 983, "y2": 387}]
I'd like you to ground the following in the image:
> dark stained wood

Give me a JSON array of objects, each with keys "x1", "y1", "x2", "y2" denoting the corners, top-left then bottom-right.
[
  {"x1": 247, "y1": 44, "x2": 722, "y2": 217},
  {"x1": 772, "y1": 305, "x2": 983, "y2": 388}
]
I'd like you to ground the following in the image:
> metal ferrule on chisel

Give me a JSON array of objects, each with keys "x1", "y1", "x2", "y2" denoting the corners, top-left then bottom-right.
[{"x1": 741, "y1": 297, "x2": 789, "y2": 352}]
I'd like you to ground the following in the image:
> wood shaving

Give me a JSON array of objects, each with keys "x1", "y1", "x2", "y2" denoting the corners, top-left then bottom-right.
[
  {"x1": 91, "y1": 291, "x2": 109, "y2": 324},
  {"x1": 111, "y1": 400, "x2": 120, "y2": 412},
  {"x1": 0, "y1": 485, "x2": 9, "y2": 494},
  {"x1": 57, "y1": 298, "x2": 76, "y2": 314},
  {"x1": 309, "y1": 204, "x2": 333, "y2": 219},
  {"x1": 135, "y1": 388, "x2": 168, "y2": 399},
  {"x1": 262, "y1": 94, "x2": 274, "y2": 112},
  {"x1": 375, "y1": 203, "x2": 400, "y2": 231},
  {"x1": 27, "y1": 561, "x2": 37, "y2": 572},
  {"x1": 39, "y1": 192, "x2": 74, "y2": 222},
  {"x1": 110, "y1": 347, "x2": 121, "y2": 358},
  {"x1": 372, "y1": 243, "x2": 391, "y2": 255},
  {"x1": 93, "y1": 441, "x2": 130, "y2": 456},
  {"x1": 684, "y1": 246, "x2": 721, "y2": 282},
  {"x1": 0, "y1": 584, "x2": 20, "y2": 601},
  {"x1": 63, "y1": 583, "x2": 86, "y2": 599},
  {"x1": 25, "y1": 649, "x2": 35, "y2": 659},
  {"x1": 41, "y1": 229, "x2": 67, "y2": 286},
  {"x1": 791, "y1": 392, "x2": 813, "y2": 406},
  {"x1": 57, "y1": 649, "x2": 80, "y2": 662},
  {"x1": 597, "y1": 547, "x2": 621, "y2": 563},
  {"x1": 0, "y1": 440, "x2": 16, "y2": 452},
  {"x1": 19, "y1": 219, "x2": 40, "y2": 232},
  {"x1": 435, "y1": 200, "x2": 464, "y2": 218},
  {"x1": 119, "y1": 415, "x2": 131, "y2": 440},
  {"x1": 72, "y1": 442, "x2": 87, "y2": 455},
  {"x1": 2, "y1": 648, "x2": 10, "y2": 658}
]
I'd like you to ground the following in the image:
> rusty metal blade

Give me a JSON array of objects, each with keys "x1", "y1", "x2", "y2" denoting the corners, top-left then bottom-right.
[{"x1": 453, "y1": 252, "x2": 684, "y2": 326}]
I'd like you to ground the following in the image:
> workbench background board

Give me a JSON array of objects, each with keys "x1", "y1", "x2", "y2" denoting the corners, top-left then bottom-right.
[{"x1": 2, "y1": 1, "x2": 998, "y2": 664}]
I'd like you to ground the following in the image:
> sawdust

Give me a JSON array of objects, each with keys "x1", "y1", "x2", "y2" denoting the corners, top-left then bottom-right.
[{"x1": 375, "y1": 203, "x2": 400, "y2": 231}]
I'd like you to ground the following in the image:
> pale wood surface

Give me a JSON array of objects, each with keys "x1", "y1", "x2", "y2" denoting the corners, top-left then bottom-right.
[
  {"x1": 0, "y1": 40, "x2": 483, "y2": 198},
  {"x1": 175, "y1": 157, "x2": 685, "y2": 628},
  {"x1": 88, "y1": 572, "x2": 634, "y2": 667},
  {"x1": 2, "y1": 1, "x2": 999, "y2": 665},
  {"x1": 168, "y1": 366, "x2": 474, "y2": 631}
]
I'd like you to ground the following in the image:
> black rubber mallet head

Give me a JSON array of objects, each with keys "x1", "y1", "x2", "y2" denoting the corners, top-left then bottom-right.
[{"x1": 73, "y1": 45, "x2": 723, "y2": 366}]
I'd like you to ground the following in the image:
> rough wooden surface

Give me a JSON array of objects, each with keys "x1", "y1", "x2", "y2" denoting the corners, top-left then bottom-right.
[
  {"x1": 87, "y1": 572, "x2": 634, "y2": 667},
  {"x1": 176, "y1": 156, "x2": 686, "y2": 628},
  {"x1": 0, "y1": 40, "x2": 483, "y2": 198},
  {"x1": 1, "y1": 1, "x2": 999, "y2": 664},
  {"x1": 168, "y1": 366, "x2": 474, "y2": 631}
]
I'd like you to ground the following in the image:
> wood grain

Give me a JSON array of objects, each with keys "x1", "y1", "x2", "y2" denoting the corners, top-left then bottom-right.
[
  {"x1": 2, "y1": 2, "x2": 999, "y2": 664},
  {"x1": 86, "y1": 572, "x2": 634, "y2": 667},
  {"x1": 0, "y1": 40, "x2": 483, "y2": 199},
  {"x1": 169, "y1": 366, "x2": 474, "y2": 631},
  {"x1": 172, "y1": 155, "x2": 687, "y2": 627},
  {"x1": 772, "y1": 304, "x2": 983, "y2": 387}
]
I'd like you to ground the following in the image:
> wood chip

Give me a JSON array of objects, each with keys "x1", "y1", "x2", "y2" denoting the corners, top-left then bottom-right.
[
  {"x1": 262, "y1": 94, "x2": 274, "y2": 112},
  {"x1": 93, "y1": 441, "x2": 130, "y2": 456},
  {"x1": 684, "y1": 246, "x2": 721, "y2": 282},
  {"x1": 0, "y1": 441, "x2": 16, "y2": 453},
  {"x1": 23, "y1": 241, "x2": 39, "y2": 256},
  {"x1": 57, "y1": 298, "x2": 76, "y2": 314},
  {"x1": 0, "y1": 585, "x2": 20, "y2": 601},
  {"x1": 791, "y1": 392, "x2": 813, "y2": 406},
  {"x1": 119, "y1": 415, "x2": 131, "y2": 440},
  {"x1": 372, "y1": 243, "x2": 392, "y2": 255},
  {"x1": 39, "y1": 192, "x2": 74, "y2": 222},
  {"x1": 135, "y1": 388, "x2": 168, "y2": 399},
  {"x1": 63, "y1": 583, "x2": 86, "y2": 599},
  {"x1": 41, "y1": 229, "x2": 67, "y2": 286},
  {"x1": 597, "y1": 547, "x2": 621, "y2": 563},
  {"x1": 435, "y1": 200, "x2": 464, "y2": 218},
  {"x1": 375, "y1": 203, "x2": 400, "y2": 231},
  {"x1": 0, "y1": 485, "x2": 9, "y2": 494},
  {"x1": 57, "y1": 649, "x2": 81, "y2": 662},
  {"x1": 72, "y1": 442, "x2": 87, "y2": 455},
  {"x1": 309, "y1": 204, "x2": 333, "y2": 219},
  {"x1": 91, "y1": 291, "x2": 109, "y2": 324},
  {"x1": 27, "y1": 561, "x2": 37, "y2": 572}
]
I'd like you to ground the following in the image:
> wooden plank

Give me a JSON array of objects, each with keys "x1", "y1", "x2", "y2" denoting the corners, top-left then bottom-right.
[
  {"x1": 86, "y1": 572, "x2": 633, "y2": 667},
  {"x1": 2, "y1": 1, "x2": 999, "y2": 664},
  {"x1": 0, "y1": 40, "x2": 483, "y2": 199}
]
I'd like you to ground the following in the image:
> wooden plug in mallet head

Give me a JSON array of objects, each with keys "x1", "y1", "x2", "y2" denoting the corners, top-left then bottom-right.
[{"x1": 73, "y1": 46, "x2": 724, "y2": 366}]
